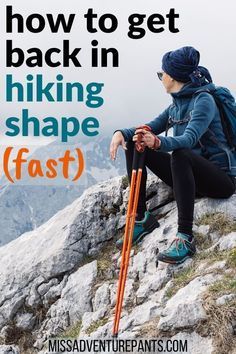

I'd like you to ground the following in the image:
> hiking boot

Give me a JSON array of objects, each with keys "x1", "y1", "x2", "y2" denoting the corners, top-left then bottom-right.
[
  {"x1": 116, "y1": 211, "x2": 159, "y2": 249},
  {"x1": 157, "y1": 232, "x2": 196, "y2": 264}
]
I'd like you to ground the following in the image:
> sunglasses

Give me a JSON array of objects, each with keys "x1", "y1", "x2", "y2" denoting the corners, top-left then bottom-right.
[{"x1": 157, "y1": 71, "x2": 164, "y2": 81}]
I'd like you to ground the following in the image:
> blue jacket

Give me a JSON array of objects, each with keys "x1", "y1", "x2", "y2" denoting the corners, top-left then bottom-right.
[{"x1": 119, "y1": 82, "x2": 234, "y2": 175}]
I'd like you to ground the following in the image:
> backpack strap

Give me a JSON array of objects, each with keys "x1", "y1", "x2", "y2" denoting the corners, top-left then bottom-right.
[
  {"x1": 207, "y1": 128, "x2": 234, "y2": 171},
  {"x1": 165, "y1": 114, "x2": 192, "y2": 137}
]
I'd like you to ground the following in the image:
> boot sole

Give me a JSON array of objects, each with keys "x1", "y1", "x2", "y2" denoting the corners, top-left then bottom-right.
[{"x1": 157, "y1": 253, "x2": 195, "y2": 265}]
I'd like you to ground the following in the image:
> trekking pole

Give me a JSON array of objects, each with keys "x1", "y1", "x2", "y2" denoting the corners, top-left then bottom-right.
[{"x1": 112, "y1": 143, "x2": 146, "y2": 337}]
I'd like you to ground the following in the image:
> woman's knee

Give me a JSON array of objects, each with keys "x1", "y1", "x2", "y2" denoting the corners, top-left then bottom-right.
[
  {"x1": 224, "y1": 180, "x2": 236, "y2": 198},
  {"x1": 172, "y1": 148, "x2": 191, "y2": 157},
  {"x1": 171, "y1": 148, "x2": 192, "y2": 164}
]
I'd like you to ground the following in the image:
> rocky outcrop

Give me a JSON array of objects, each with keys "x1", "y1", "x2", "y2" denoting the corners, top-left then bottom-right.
[
  {"x1": 0, "y1": 175, "x2": 235, "y2": 354},
  {"x1": 0, "y1": 137, "x2": 126, "y2": 247}
]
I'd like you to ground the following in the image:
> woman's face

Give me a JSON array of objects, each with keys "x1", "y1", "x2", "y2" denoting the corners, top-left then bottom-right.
[
  {"x1": 162, "y1": 72, "x2": 175, "y2": 93},
  {"x1": 159, "y1": 71, "x2": 185, "y2": 93}
]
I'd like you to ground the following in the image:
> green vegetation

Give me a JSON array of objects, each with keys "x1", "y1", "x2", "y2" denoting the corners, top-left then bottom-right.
[
  {"x1": 208, "y1": 274, "x2": 236, "y2": 296},
  {"x1": 79, "y1": 232, "x2": 122, "y2": 281},
  {"x1": 100, "y1": 203, "x2": 120, "y2": 219},
  {"x1": 193, "y1": 231, "x2": 212, "y2": 251},
  {"x1": 61, "y1": 320, "x2": 82, "y2": 338},
  {"x1": 96, "y1": 238, "x2": 119, "y2": 281},
  {"x1": 198, "y1": 273, "x2": 236, "y2": 354},
  {"x1": 166, "y1": 249, "x2": 235, "y2": 299},
  {"x1": 1, "y1": 321, "x2": 35, "y2": 353},
  {"x1": 136, "y1": 318, "x2": 160, "y2": 338},
  {"x1": 85, "y1": 317, "x2": 109, "y2": 335},
  {"x1": 121, "y1": 175, "x2": 129, "y2": 190},
  {"x1": 226, "y1": 248, "x2": 236, "y2": 268},
  {"x1": 196, "y1": 212, "x2": 236, "y2": 236},
  {"x1": 164, "y1": 212, "x2": 236, "y2": 302},
  {"x1": 166, "y1": 266, "x2": 196, "y2": 299},
  {"x1": 194, "y1": 249, "x2": 228, "y2": 263},
  {"x1": 198, "y1": 297, "x2": 236, "y2": 354},
  {"x1": 159, "y1": 209, "x2": 236, "y2": 353}
]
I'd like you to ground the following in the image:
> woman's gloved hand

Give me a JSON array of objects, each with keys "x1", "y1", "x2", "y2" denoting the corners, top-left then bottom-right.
[{"x1": 133, "y1": 125, "x2": 161, "y2": 151}]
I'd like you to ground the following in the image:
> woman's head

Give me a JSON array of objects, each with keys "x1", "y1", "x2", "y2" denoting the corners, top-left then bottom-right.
[
  {"x1": 157, "y1": 71, "x2": 183, "y2": 93},
  {"x1": 158, "y1": 46, "x2": 212, "y2": 93}
]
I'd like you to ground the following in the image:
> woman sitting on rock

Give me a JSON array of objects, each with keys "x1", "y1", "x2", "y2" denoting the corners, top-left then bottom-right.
[{"x1": 109, "y1": 46, "x2": 236, "y2": 265}]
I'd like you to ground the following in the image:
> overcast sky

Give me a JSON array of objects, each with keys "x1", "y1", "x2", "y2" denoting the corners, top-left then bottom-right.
[{"x1": 0, "y1": 0, "x2": 236, "y2": 146}]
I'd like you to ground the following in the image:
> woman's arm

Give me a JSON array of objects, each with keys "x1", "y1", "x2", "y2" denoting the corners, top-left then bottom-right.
[
  {"x1": 157, "y1": 93, "x2": 217, "y2": 151},
  {"x1": 116, "y1": 106, "x2": 170, "y2": 141}
]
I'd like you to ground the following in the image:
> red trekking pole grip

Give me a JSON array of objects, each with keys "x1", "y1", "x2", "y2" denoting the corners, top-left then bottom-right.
[{"x1": 135, "y1": 125, "x2": 152, "y2": 152}]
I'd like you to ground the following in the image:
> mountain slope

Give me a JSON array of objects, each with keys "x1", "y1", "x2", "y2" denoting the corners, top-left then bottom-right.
[{"x1": 0, "y1": 175, "x2": 235, "y2": 354}]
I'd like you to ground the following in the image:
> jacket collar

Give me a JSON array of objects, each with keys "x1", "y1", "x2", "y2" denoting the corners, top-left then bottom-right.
[{"x1": 171, "y1": 82, "x2": 216, "y2": 100}]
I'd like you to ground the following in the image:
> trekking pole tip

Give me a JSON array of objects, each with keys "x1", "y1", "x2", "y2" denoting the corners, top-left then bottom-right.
[{"x1": 112, "y1": 333, "x2": 118, "y2": 338}]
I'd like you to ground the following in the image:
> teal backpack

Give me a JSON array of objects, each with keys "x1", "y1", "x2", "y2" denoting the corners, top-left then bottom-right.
[
  {"x1": 199, "y1": 86, "x2": 236, "y2": 149},
  {"x1": 195, "y1": 86, "x2": 236, "y2": 176}
]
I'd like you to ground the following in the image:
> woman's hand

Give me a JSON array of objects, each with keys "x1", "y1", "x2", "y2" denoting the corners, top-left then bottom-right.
[
  {"x1": 110, "y1": 131, "x2": 127, "y2": 160},
  {"x1": 133, "y1": 128, "x2": 161, "y2": 149}
]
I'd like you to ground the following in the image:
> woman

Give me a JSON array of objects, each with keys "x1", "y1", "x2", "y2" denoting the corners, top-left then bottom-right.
[{"x1": 109, "y1": 46, "x2": 236, "y2": 264}]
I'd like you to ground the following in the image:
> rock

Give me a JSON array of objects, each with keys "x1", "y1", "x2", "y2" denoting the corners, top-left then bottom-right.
[
  {"x1": 196, "y1": 261, "x2": 208, "y2": 273},
  {"x1": 128, "y1": 251, "x2": 147, "y2": 279},
  {"x1": 160, "y1": 301, "x2": 207, "y2": 332},
  {"x1": 80, "y1": 308, "x2": 107, "y2": 335},
  {"x1": 146, "y1": 178, "x2": 173, "y2": 212},
  {"x1": 0, "y1": 173, "x2": 235, "y2": 353},
  {"x1": 15, "y1": 312, "x2": 36, "y2": 331},
  {"x1": 218, "y1": 232, "x2": 236, "y2": 250},
  {"x1": 109, "y1": 279, "x2": 134, "y2": 308},
  {"x1": 169, "y1": 258, "x2": 193, "y2": 275},
  {"x1": 38, "y1": 278, "x2": 59, "y2": 296},
  {"x1": 0, "y1": 346, "x2": 20, "y2": 354},
  {"x1": 87, "y1": 301, "x2": 161, "y2": 338},
  {"x1": 194, "y1": 194, "x2": 236, "y2": 220},
  {"x1": 112, "y1": 252, "x2": 120, "y2": 262},
  {"x1": 41, "y1": 261, "x2": 97, "y2": 337},
  {"x1": 196, "y1": 224, "x2": 210, "y2": 235},
  {"x1": 136, "y1": 268, "x2": 171, "y2": 304},
  {"x1": 206, "y1": 260, "x2": 227, "y2": 272},
  {"x1": 43, "y1": 275, "x2": 68, "y2": 307},
  {"x1": 93, "y1": 283, "x2": 110, "y2": 311},
  {"x1": 0, "y1": 177, "x2": 126, "y2": 333},
  {"x1": 216, "y1": 294, "x2": 236, "y2": 306},
  {"x1": 209, "y1": 232, "x2": 221, "y2": 244},
  {"x1": 117, "y1": 330, "x2": 138, "y2": 339},
  {"x1": 130, "y1": 249, "x2": 135, "y2": 258},
  {"x1": 121, "y1": 301, "x2": 161, "y2": 329},
  {"x1": 170, "y1": 331, "x2": 213, "y2": 354},
  {"x1": 158, "y1": 274, "x2": 222, "y2": 331},
  {"x1": 150, "y1": 280, "x2": 174, "y2": 306},
  {"x1": 0, "y1": 326, "x2": 7, "y2": 339},
  {"x1": 86, "y1": 320, "x2": 113, "y2": 339},
  {"x1": 0, "y1": 295, "x2": 25, "y2": 328},
  {"x1": 117, "y1": 215, "x2": 126, "y2": 229}
]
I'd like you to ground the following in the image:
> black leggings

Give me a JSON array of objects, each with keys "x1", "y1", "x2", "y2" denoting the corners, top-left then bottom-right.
[{"x1": 125, "y1": 141, "x2": 236, "y2": 236}]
